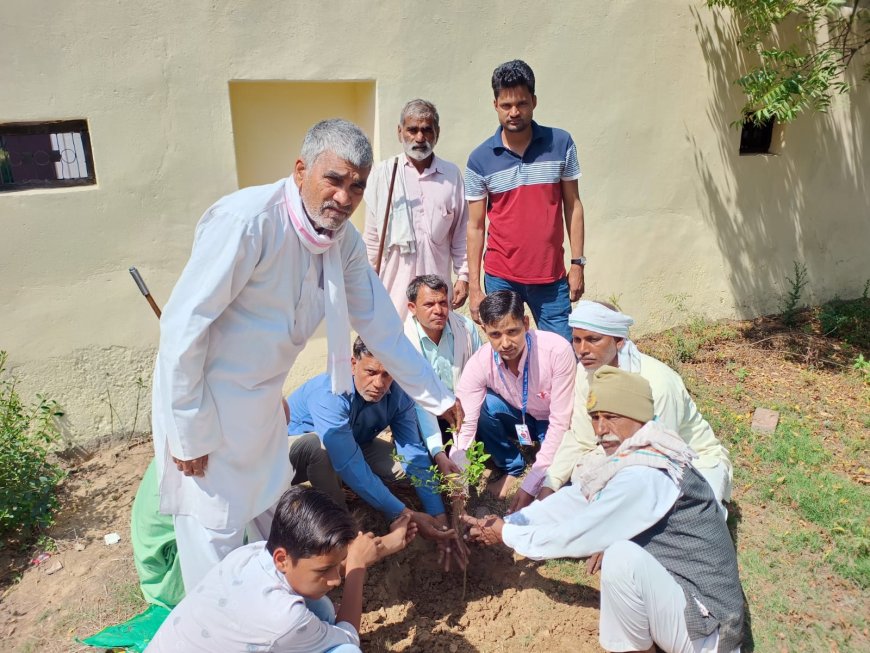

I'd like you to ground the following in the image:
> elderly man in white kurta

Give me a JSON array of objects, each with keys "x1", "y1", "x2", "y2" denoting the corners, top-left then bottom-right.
[
  {"x1": 363, "y1": 99, "x2": 469, "y2": 319},
  {"x1": 463, "y1": 367, "x2": 745, "y2": 653},
  {"x1": 152, "y1": 119, "x2": 462, "y2": 591},
  {"x1": 540, "y1": 301, "x2": 732, "y2": 505}
]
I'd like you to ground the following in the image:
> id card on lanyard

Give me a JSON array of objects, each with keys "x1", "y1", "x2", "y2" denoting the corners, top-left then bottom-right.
[{"x1": 494, "y1": 332, "x2": 534, "y2": 445}]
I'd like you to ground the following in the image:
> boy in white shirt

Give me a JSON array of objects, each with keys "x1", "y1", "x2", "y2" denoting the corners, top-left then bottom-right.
[{"x1": 146, "y1": 486, "x2": 412, "y2": 653}]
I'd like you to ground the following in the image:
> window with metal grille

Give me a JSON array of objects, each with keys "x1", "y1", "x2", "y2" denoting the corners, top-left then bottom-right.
[{"x1": 0, "y1": 120, "x2": 96, "y2": 191}]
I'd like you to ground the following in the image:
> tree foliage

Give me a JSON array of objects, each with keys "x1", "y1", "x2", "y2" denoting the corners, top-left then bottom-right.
[{"x1": 707, "y1": 0, "x2": 870, "y2": 123}]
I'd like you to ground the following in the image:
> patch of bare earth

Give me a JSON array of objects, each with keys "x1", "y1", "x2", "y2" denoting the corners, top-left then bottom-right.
[
  {"x1": 0, "y1": 439, "x2": 153, "y2": 652},
  {"x1": 0, "y1": 440, "x2": 602, "y2": 652}
]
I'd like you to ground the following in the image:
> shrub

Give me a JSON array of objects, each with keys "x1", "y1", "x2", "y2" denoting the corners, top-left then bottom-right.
[
  {"x1": 818, "y1": 297, "x2": 870, "y2": 349},
  {"x1": 780, "y1": 261, "x2": 809, "y2": 327},
  {"x1": 0, "y1": 351, "x2": 66, "y2": 544}
]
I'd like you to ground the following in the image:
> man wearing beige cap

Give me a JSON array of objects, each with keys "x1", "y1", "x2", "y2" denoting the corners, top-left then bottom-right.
[{"x1": 463, "y1": 367, "x2": 745, "y2": 653}]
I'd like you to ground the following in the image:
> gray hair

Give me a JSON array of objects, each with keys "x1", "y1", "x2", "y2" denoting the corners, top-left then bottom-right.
[
  {"x1": 301, "y1": 119, "x2": 373, "y2": 169},
  {"x1": 399, "y1": 99, "x2": 440, "y2": 131}
]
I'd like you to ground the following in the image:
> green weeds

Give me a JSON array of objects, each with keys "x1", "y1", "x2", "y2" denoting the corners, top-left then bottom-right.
[
  {"x1": 697, "y1": 395, "x2": 869, "y2": 589},
  {"x1": 780, "y1": 261, "x2": 809, "y2": 327},
  {"x1": 818, "y1": 296, "x2": 870, "y2": 348},
  {"x1": 0, "y1": 351, "x2": 66, "y2": 545},
  {"x1": 854, "y1": 355, "x2": 870, "y2": 384}
]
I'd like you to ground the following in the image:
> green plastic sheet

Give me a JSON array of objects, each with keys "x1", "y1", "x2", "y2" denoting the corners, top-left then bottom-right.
[
  {"x1": 78, "y1": 604, "x2": 169, "y2": 652},
  {"x1": 130, "y1": 459, "x2": 185, "y2": 609}
]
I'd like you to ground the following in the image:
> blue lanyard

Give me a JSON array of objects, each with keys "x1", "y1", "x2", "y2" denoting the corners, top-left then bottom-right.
[{"x1": 493, "y1": 332, "x2": 532, "y2": 424}]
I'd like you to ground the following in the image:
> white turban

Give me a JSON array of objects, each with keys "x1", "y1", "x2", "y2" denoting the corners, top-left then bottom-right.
[{"x1": 568, "y1": 300, "x2": 642, "y2": 372}]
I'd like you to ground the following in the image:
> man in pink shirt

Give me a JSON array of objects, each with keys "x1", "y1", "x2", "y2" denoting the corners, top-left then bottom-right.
[
  {"x1": 363, "y1": 99, "x2": 469, "y2": 320},
  {"x1": 450, "y1": 290, "x2": 576, "y2": 513}
]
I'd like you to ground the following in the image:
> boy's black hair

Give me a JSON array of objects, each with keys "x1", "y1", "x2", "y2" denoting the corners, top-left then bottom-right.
[
  {"x1": 406, "y1": 274, "x2": 449, "y2": 303},
  {"x1": 491, "y1": 59, "x2": 536, "y2": 98},
  {"x1": 266, "y1": 486, "x2": 357, "y2": 558},
  {"x1": 479, "y1": 290, "x2": 525, "y2": 326}
]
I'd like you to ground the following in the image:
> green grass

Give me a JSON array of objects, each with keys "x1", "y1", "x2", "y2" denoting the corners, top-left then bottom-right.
[
  {"x1": 644, "y1": 314, "x2": 741, "y2": 370},
  {"x1": 540, "y1": 558, "x2": 588, "y2": 585},
  {"x1": 698, "y1": 395, "x2": 870, "y2": 590},
  {"x1": 639, "y1": 300, "x2": 870, "y2": 650}
]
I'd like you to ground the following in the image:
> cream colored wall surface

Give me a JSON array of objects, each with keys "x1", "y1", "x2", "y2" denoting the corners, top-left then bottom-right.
[
  {"x1": 1, "y1": 1, "x2": 868, "y2": 444},
  {"x1": 229, "y1": 81, "x2": 376, "y2": 190}
]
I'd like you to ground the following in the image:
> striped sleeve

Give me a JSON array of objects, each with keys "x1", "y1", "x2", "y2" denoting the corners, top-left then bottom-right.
[
  {"x1": 561, "y1": 140, "x2": 581, "y2": 181},
  {"x1": 464, "y1": 165, "x2": 487, "y2": 201}
]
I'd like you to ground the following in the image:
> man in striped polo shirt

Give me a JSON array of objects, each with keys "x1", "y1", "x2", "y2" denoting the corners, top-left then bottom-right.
[{"x1": 465, "y1": 59, "x2": 587, "y2": 342}]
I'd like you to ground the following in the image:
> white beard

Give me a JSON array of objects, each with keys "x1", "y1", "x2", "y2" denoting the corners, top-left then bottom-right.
[{"x1": 403, "y1": 140, "x2": 434, "y2": 162}]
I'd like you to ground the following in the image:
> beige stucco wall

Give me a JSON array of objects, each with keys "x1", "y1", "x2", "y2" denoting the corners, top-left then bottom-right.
[{"x1": 1, "y1": 1, "x2": 868, "y2": 445}]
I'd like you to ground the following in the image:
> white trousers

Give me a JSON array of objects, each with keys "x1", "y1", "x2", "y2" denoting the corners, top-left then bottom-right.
[
  {"x1": 599, "y1": 540, "x2": 736, "y2": 653},
  {"x1": 174, "y1": 506, "x2": 275, "y2": 592}
]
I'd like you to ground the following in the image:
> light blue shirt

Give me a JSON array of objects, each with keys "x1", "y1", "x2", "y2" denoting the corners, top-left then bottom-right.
[{"x1": 412, "y1": 314, "x2": 482, "y2": 455}]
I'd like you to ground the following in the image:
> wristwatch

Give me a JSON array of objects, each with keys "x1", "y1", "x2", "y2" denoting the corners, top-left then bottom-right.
[{"x1": 570, "y1": 257, "x2": 587, "y2": 266}]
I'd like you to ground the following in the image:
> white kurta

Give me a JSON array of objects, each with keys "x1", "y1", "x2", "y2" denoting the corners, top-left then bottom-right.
[
  {"x1": 152, "y1": 178, "x2": 454, "y2": 530},
  {"x1": 504, "y1": 468, "x2": 734, "y2": 653},
  {"x1": 503, "y1": 466, "x2": 679, "y2": 559}
]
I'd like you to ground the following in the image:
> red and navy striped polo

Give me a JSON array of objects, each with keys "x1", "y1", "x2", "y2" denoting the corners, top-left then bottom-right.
[{"x1": 465, "y1": 121, "x2": 581, "y2": 285}]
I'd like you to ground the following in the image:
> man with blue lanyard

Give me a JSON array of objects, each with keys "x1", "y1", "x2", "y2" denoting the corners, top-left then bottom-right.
[
  {"x1": 286, "y1": 337, "x2": 455, "y2": 545},
  {"x1": 449, "y1": 290, "x2": 576, "y2": 513}
]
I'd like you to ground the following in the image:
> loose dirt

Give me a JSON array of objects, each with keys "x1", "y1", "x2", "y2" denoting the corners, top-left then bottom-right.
[{"x1": 0, "y1": 440, "x2": 602, "y2": 652}]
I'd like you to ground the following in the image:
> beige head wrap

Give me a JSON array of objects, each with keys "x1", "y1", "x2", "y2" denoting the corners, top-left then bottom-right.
[{"x1": 587, "y1": 365, "x2": 654, "y2": 424}]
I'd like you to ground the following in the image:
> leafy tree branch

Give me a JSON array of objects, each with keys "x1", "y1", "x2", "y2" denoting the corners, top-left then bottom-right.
[{"x1": 707, "y1": 0, "x2": 870, "y2": 123}]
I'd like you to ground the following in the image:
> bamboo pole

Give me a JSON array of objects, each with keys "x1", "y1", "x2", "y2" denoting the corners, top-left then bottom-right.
[{"x1": 374, "y1": 156, "x2": 400, "y2": 276}]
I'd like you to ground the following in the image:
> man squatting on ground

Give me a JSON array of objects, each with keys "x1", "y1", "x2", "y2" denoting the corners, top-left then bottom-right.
[
  {"x1": 150, "y1": 119, "x2": 461, "y2": 591},
  {"x1": 402, "y1": 274, "x2": 482, "y2": 467},
  {"x1": 285, "y1": 337, "x2": 464, "y2": 563},
  {"x1": 364, "y1": 99, "x2": 469, "y2": 320},
  {"x1": 541, "y1": 301, "x2": 733, "y2": 505},
  {"x1": 145, "y1": 486, "x2": 412, "y2": 653},
  {"x1": 464, "y1": 367, "x2": 745, "y2": 653},
  {"x1": 466, "y1": 59, "x2": 586, "y2": 341},
  {"x1": 450, "y1": 290, "x2": 576, "y2": 514}
]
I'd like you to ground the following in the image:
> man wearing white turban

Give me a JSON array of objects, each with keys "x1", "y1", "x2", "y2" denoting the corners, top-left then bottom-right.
[{"x1": 540, "y1": 301, "x2": 732, "y2": 504}]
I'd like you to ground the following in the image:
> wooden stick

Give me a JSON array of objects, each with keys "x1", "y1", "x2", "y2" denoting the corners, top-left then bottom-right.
[
  {"x1": 129, "y1": 266, "x2": 162, "y2": 319},
  {"x1": 374, "y1": 156, "x2": 400, "y2": 277}
]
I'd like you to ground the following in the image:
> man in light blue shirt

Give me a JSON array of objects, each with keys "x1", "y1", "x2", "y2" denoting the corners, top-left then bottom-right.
[
  {"x1": 403, "y1": 275, "x2": 482, "y2": 476},
  {"x1": 287, "y1": 337, "x2": 453, "y2": 541}
]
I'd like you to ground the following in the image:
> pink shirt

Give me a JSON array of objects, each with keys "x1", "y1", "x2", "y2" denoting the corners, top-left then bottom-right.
[
  {"x1": 364, "y1": 154, "x2": 469, "y2": 320},
  {"x1": 452, "y1": 329, "x2": 576, "y2": 494}
]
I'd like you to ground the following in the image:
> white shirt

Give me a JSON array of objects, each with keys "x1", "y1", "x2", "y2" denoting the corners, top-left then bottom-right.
[
  {"x1": 503, "y1": 466, "x2": 679, "y2": 559},
  {"x1": 152, "y1": 178, "x2": 454, "y2": 529},
  {"x1": 145, "y1": 542, "x2": 359, "y2": 653}
]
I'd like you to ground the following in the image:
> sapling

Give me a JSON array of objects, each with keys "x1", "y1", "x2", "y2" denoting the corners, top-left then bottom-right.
[{"x1": 394, "y1": 436, "x2": 490, "y2": 597}]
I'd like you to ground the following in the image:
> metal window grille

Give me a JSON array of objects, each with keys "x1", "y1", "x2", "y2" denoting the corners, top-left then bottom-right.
[{"x1": 0, "y1": 120, "x2": 96, "y2": 191}]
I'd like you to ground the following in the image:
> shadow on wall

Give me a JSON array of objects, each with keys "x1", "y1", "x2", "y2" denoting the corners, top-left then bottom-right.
[{"x1": 690, "y1": 8, "x2": 870, "y2": 318}]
